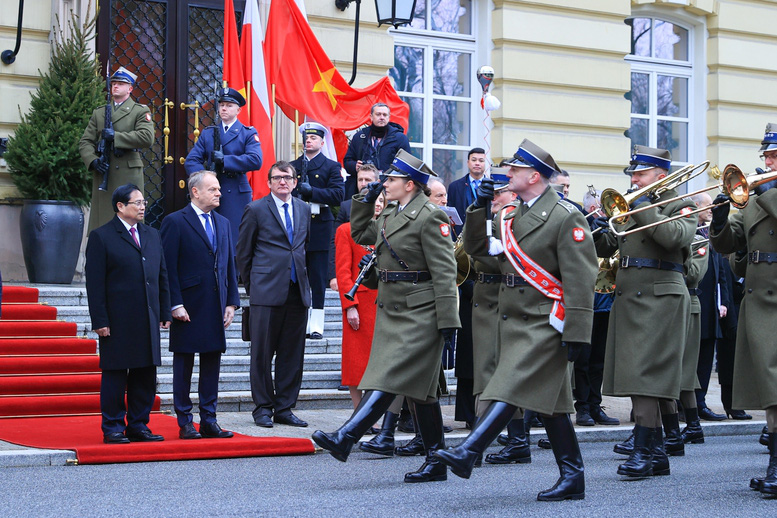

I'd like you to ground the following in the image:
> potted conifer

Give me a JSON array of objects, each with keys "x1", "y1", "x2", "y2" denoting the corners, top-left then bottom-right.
[{"x1": 4, "y1": 12, "x2": 103, "y2": 283}]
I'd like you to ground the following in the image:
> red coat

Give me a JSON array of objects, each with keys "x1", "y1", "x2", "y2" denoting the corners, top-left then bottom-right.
[{"x1": 335, "y1": 223, "x2": 376, "y2": 386}]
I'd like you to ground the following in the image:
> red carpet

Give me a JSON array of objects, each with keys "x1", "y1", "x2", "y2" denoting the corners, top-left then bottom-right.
[
  {"x1": 0, "y1": 285, "x2": 314, "y2": 463},
  {"x1": 0, "y1": 414, "x2": 314, "y2": 464}
]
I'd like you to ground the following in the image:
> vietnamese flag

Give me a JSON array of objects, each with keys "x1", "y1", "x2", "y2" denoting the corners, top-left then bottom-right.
[
  {"x1": 240, "y1": 0, "x2": 273, "y2": 199},
  {"x1": 264, "y1": 0, "x2": 409, "y2": 135}
]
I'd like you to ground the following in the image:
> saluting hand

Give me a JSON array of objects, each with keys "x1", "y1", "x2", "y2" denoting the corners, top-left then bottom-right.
[{"x1": 363, "y1": 182, "x2": 384, "y2": 203}]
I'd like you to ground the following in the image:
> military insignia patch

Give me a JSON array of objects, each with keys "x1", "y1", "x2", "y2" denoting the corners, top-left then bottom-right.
[
  {"x1": 680, "y1": 207, "x2": 693, "y2": 216},
  {"x1": 145, "y1": 113, "x2": 151, "y2": 121},
  {"x1": 254, "y1": 134, "x2": 260, "y2": 142},
  {"x1": 440, "y1": 224, "x2": 450, "y2": 237},
  {"x1": 572, "y1": 227, "x2": 585, "y2": 242},
  {"x1": 697, "y1": 247, "x2": 707, "y2": 256}
]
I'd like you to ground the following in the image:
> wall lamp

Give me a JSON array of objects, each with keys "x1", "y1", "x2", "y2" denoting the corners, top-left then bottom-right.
[{"x1": 2, "y1": 0, "x2": 25, "y2": 65}]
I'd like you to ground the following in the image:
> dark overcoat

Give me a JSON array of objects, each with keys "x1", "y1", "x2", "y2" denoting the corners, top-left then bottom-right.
[
  {"x1": 184, "y1": 121, "x2": 263, "y2": 244},
  {"x1": 342, "y1": 123, "x2": 410, "y2": 197},
  {"x1": 85, "y1": 216, "x2": 172, "y2": 370},
  {"x1": 465, "y1": 187, "x2": 597, "y2": 415},
  {"x1": 160, "y1": 205, "x2": 240, "y2": 353},
  {"x1": 680, "y1": 233, "x2": 709, "y2": 391},
  {"x1": 290, "y1": 152, "x2": 345, "y2": 251},
  {"x1": 350, "y1": 192, "x2": 460, "y2": 401},
  {"x1": 596, "y1": 188, "x2": 696, "y2": 399},
  {"x1": 710, "y1": 187, "x2": 777, "y2": 409}
]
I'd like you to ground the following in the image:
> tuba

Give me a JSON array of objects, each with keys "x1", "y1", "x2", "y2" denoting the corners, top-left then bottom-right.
[{"x1": 454, "y1": 233, "x2": 474, "y2": 285}]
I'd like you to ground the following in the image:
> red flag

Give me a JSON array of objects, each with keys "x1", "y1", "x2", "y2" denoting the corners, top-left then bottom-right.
[
  {"x1": 240, "y1": 0, "x2": 273, "y2": 199},
  {"x1": 222, "y1": 0, "x2": 246, "y2": 104},
  {"x1": 264, "y1": 0, "x2": 409, "y2": 134}
]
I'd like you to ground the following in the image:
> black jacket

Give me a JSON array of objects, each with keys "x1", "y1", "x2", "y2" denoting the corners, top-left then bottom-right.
[{"x1": 343, "y1": 122, "x2": 410, "y2": 198}]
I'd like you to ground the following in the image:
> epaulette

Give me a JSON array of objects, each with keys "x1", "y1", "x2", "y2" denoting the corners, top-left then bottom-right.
[{"x1": 556, "y1": 199, "x2": 575, "y2": 213}]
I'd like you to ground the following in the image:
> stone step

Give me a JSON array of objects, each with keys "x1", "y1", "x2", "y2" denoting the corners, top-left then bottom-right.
[
  {"x1": 157, "y1": 353, "x2": 342, "y2": 374},
  {"x1": 156, "y1": 370, "x2": 347, "y2": 394},
  {"x1": 71, "y1": 321, "x2": 344, "y2": 340},
  {"x1": 53, "y1": 304, "x2": 344, "y2": 323}
]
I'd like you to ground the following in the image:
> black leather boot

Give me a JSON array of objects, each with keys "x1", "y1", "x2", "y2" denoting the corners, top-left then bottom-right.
[
  {"x1": 312, "y1": 390, "x2": 395, "y2": 462},
  {"x1": 537, "y1": 414, "x2": 585, "y2": 501},
  {"x1": 761, "y1": 426, "x2": 770, "y2": 447},
  {"x1": 613, "y1": 427, "x2": 635, "y2": 455},
  {"x1": 486, "y1": 418, "x2": 531, "y2": 464},
  {"x1": 758, "y1": 433, "x2": 777, "y2": 496},
  {"x1": 359, "y1": 411, "x2": 398, "y2": 456},
  {"x1": 661, "y1": 413, "x2": 685, "y2": 456},
  {"x1": 395, "y1": 408, "x2": 424, "y2": 456},
  {"x1": 751, "y1": 432, "x2": 772, "y2": 490},
  {"x1": 404, "y1": 401, "x2": 447, "y2": 483},
  {"x1": 617, "y1": 425, "x2": 654, "y2": 478},
  {"x1": 433, "y1": 401, "x2": 517, "y2": 479},
  {"x1": 651, "y1": 427, "x2": 670, "y2": 476},
  {"x1": 680, "y1": 407, "x2": 704, "y2": 444}
]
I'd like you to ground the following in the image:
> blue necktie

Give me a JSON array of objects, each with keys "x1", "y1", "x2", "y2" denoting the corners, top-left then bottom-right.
[
  {"x1": 470, "y1": 179, "x2": 481, "y2": 204},
  {"x1": 283, "y1": 203, "x2": 297, "y2": 283},
  {"x1": 202, "y1": 213, "x2": 216, "y2": 251}
]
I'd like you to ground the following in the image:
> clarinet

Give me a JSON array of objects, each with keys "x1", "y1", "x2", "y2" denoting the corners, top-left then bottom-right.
[{"x1": 344, "y1": 250, "x2": 376, "y2": 301}]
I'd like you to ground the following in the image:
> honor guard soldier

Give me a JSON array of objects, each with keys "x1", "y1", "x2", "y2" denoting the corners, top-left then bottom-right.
[
  {"x1": 435, "y1": 139, "x2": 597, "y2": 502},
  {"x1": 313, "y1": 149, "x2": 460, "y2": 484},
  {"x1": 290, "y1": 122, "x2": 345, "y2": 340},
  {"x1": 185, "y1": 87, "x2": 263, "y2": 245},
  {"x1": 79, "y1": 66, "x2": 154, "y2": 232},
  {"x1": 593, "y1": 145, "x2": 696, "y2": 479},
  {"x1": 710, "y1": 123, "x2": 777, "y2": 496}
]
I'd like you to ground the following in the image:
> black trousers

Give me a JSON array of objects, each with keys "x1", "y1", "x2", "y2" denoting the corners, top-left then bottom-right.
[
  {"x1": 100, "y1": 365, "x2": 156, "y2": 435},
  {"x1": 172, "y1": 351, "x2": 222, "y2": 427},
  {"x1": 250, "y1": 282, "x2": 308, "y2": 419},
  {"x1": 307, "y1": 250, "x2": 328, "y2": 309},
  {"x1": 573, "y1": 311, "x2": 610, "y2": 411},
  {"x1": 695, "y1": 337, "x2": 717, "y2": 408},
  {"x1": 454, "y1": 281, "x2": 476, "y2": 424}
]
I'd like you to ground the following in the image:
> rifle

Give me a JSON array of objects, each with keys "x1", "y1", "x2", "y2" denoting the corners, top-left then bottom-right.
[
  {"x1": 344, "y1": 250, "x2": 376, "y2": 301},
  {"x1": 209, "y1": 81, "x2": 224, "y2": 175},
  {"x1": 96, "y1": 62, "x2": 112, "y2": 191}
]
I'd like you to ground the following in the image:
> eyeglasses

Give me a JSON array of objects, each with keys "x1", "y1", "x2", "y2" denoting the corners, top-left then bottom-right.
[
  {"x1": 270, "y1": 175, "x2": 295, "y2": 183},
  {"x1": 125, "y1": 200, "x2": 148, "y2": 207},
  {"x1": 760, "y1": 152, "x2": 777, "y2": 161}
]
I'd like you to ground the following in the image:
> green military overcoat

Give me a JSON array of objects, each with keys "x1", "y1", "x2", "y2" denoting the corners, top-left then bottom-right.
[
  {"x1": 465, "y1": 187, "x2": 597, "y2": 415},
  {"x1": 79, "y1": 99, "x2": 154, "y2": 231},
  {"x1": 468, "y1": 253, "x2": 502, "y2": 396},
  {"x1": 350, "y1": 192, "x2": 460, "y2": 402},
  {"x1": 710, "y1": 188, "x2": 777, "y2": 409},
  {"x1": 596, "y1": 188, "x2": 696, "y2": 400},
  {"x1": 680, "y1": 233, "x2": 709, "y2": 391}
]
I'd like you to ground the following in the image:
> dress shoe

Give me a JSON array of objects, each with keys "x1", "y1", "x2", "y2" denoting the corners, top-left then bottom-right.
[
  {"x1": 726, "y1": 409, "x2": 752, "y2": 420},
  {"x1": 309, "y1": 332, "x2": 323, "y2": 340},
  {"x1": 254, "y1": 415, "x2": 273, "y2": 428},
  {"x1": 103, "y1": 432, "x2": 130, "y2": 444},
  {"x1": 179, "y1": 423, "x2": 202, "y2": 440},
  {"x1": 698, "y1": 406, "x2": 726, "y2": 421},
  {"x1": 590, "y1": 406, "x2": 620, "y2": 426},
  {"x1": 486, "y1": 419, "x2": 531, "y2": 465},
  {"x1": 200, "y1": 422, "x2": 234, "y2": 439},
  {"x1": 537, "y1": 438, "x2": 552, "y2": 449},
  {"x1": 126, "y1": 429, "x2": 164, "y2": 442},
  {"x1": 337, "y1": 385, "x2": 348, "y2": 391},
  {"x1": 360, "y1": 412, "x2": 398, "y2": 457},
  {"x1": 395, "y1": 434, "x2": 425, "y2": 456},
  {"x1": 274, "y1": 412, "x2": 308, "y2": 427},
  {"x1": 575, "y1": 409, "x2": 595, "y2": 427}
]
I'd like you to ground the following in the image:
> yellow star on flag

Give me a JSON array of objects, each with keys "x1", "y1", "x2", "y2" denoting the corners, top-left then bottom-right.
[{"x1": 313, "y1": 65, "x2": 346, "y2": 110}]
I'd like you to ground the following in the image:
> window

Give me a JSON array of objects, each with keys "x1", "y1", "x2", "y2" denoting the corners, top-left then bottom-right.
[
  {"x1": 625, "y1": 17, "x2": 692, "y2": 166},
  {"x1": 390, "y1": 1, "x2": 477, "y2": 185}
]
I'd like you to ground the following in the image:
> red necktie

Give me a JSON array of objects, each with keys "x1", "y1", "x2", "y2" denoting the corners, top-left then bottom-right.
[{"x1": 130, "y1": 227, "x2": 140, "y2": 247}]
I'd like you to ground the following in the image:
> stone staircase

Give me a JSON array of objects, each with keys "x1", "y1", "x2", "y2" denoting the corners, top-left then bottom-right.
[{"x1": 34, "y1": 285, "x2": 456, "y2": 412}]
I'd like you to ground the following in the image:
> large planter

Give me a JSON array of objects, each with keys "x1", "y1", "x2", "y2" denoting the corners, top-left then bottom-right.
[{"x1": 19, "y1": 200, "x2": 84, "y2": 284}]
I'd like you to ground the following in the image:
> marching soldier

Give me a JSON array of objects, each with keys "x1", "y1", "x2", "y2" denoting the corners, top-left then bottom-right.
[
  {"x1": 290, "y1": 122, "x2": 345, "y2": 340},
  {"x1": 435, "y1": 139, "x2": 597, "y2": 502},
  {"x1": 184, "y1": 87, "x2": 262, "y2": 245},
  {"x1": 313, "y1": 150, "x2": 460, "y2": 484},
  {"x1": 593, "y1": 145, "x2": 696, "y2": 479},
  {"x1": 79, "y1": 66, "x2": 154, "y2": 232},
  {"x1": 710, "y1": 123, "x2": 777, "y2": 496}
]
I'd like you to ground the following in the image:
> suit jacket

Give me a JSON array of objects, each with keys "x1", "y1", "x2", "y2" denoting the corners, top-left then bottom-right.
[
  {"x1": 85, "y1": 216, "x2": 172, "y2": 370},
  {"x1": 79, "y1": 99, "x2": 155, "y2": 232},
  {"x1": 160, "y1": 205, "x2": 240, "y2": 353},
  {"x1": 290, "y1": 152, "x2": 345, "y2": 251},
  {"x1": 447, "y1": 174, "x2": 477, "y2": 237},
  {"x1": 236, "y1": 195, "x2": 312, "y2": 307}
]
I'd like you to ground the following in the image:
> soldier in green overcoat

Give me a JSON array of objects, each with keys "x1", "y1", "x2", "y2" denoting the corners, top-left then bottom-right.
[
  {"x1": 79, "y1": 67, "x2": 154, "y2": 232},
  {"x1": 435, "y1": 139, "x2": 597, "y2": 502},
  {"x1": 709, "y1": 123, "x2": 777, "y2": 496},
  {"x1": 313, "y1": 150, "x2": 460, "y2": 484},
  {"x1": 594, "y1": 145, "x2": 696, "y2": 479}
]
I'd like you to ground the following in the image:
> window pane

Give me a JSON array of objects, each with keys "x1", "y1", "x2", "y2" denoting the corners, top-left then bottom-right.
[
  {"x1": 433, "y1": 50, "x2": 471, "y2": 97},
  {"x1": 658, "y1": 120, "x2": 688, "y2": 162},
  {"x1": 433, "y1": 100, "x2": 470, "y2": 145},
  {"x1": 433, "y1": 148, "x2": 467, "y2": 186},
  {"x1": 628, "y1": 18, "x2": 651, "y2": 57},
  {"x1": 654, "y1": 20, "x2": 688, "y2": 61},
  {"x1": 630, "y1": 72, "x2": 650, "y2": 115},
  {"x1": 431, "y1": 0, "x2": 471, "y2": 34},
  {"x1": 657, "y1": 75, "x2": 688, "y2": 117},
  {"x1": 402, "y1": 96, "x2": 424, "y2": 144},
  {"x1": 410, "y1": 0, "x2": 426, "y2": 30},
  {"x1": 627, "y1": 118, "x2": 649, "y2": 149},
  {"x1": 409, "y1": 147, "x2": 423, "y2": 160},
  {"x1": 391, "y1": 46, "x2": 424, "y2": 93}
]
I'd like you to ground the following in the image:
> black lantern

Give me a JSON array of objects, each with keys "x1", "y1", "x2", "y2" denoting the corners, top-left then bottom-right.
[{"x1": 375, "y1": 0, "x2": 417, "y2": 28}]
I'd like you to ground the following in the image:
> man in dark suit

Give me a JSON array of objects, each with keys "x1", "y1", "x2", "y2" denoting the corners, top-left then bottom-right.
[
  {"x1": 184, "y1": 88, "x2": 263, "y2": 245},
  {"x1": 446, "y1": 148, "x2": 486, "y2": 237},
  {"x1": 291, "y1": 122, "x2": 344, "y2": 340},
  {"x1": 236, "y1": 161, "x2": 312, "y2": 428},
  {"x1": 85, "y1": 184, "x2": 172, "y2": 444},
  {"x1": 161, "y1": 171, "x2": 240, "y2": 440}
]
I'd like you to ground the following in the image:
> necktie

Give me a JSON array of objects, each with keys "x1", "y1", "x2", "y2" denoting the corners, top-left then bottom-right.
[
  {"x1": 224, "y1": 125, "x2": 229, "y2": 133},
  {"x1": 202, "y1": 213, "x2": 216, "y2": 251},
  {"x1": 283, "y1": 203, "x2": 297, "y2": 283},
  {"x1": 129, "y1": 227, "x2": 140, "y2": 247},
  {"x1": 470, "y1": 179, "x2": 480, "y2": 203}
]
